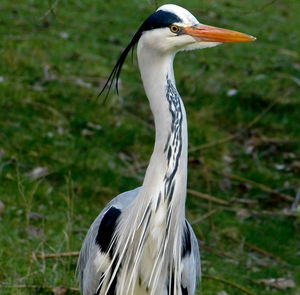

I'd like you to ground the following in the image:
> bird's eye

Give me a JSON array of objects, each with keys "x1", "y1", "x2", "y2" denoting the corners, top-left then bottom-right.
[{"x1": 170, "y1": 25, "x2": 180, "y2": 34}]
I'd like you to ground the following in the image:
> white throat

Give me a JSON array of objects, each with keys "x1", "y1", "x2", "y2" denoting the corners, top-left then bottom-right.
[{"x1": 137, "y1": 39, "x2": 188, "y2": 211}]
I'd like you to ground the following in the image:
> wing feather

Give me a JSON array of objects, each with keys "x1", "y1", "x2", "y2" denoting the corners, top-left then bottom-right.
[{"x1": 76, "y1": 187, "x2": 141, "y2": 295}]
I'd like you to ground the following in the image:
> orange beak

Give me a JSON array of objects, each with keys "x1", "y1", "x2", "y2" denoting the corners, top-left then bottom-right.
[{"x1": 183, "y1": 24, "x2": 256, "y2": 43}]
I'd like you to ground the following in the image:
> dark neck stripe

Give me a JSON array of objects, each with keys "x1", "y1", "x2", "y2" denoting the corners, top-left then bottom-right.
[{"x1": 163, "y1": 76, "x2": 183, "y2": 203}]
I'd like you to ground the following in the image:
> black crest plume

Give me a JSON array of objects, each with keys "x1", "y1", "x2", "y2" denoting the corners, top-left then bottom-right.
[{"x1": 99, "y1": 9, "x2": 182, "y2": 102}]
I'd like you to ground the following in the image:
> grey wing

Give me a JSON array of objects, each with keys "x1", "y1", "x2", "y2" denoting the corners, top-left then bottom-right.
[
  {"x1": 181, "y1": 220, "x2": 201, "y2": 295},
  {"x1": 76, "y1": 187, "x2": 141, "y2": 295}
]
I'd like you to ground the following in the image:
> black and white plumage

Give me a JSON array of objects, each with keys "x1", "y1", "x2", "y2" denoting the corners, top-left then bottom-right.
[{"x1": 77, "y1": 4, "x2": 255, "y2": 295}]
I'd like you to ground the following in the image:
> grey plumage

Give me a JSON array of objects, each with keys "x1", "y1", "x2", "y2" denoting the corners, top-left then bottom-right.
[
  {"x1": 77, "y1": 188, "x2": 140, "y2": 294},
  {"x1": 77, "y1": 187, "x2": 200, "y2": 295}
]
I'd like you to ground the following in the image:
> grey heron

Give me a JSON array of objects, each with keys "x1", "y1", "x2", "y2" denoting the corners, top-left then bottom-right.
[{"x1": 77, "y1": 4, "x2": 255, "y2": 295}]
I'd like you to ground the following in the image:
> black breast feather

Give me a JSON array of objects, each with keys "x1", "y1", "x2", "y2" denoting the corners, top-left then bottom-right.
[{"x1": 96, "y1": 206, "x2": 121, "y2": 259}]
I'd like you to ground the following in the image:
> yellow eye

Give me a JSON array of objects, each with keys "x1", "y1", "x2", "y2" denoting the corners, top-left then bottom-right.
[{"x1": 170, "y1": 25, "x2": 180, "y2": 33}]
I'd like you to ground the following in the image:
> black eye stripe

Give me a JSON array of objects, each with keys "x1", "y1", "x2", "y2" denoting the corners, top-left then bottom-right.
[{"x1": 142, "y1": 10, "x2": 182, "y2": 32}]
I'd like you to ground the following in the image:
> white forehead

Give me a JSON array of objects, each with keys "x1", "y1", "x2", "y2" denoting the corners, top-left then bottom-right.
[{"x1": 157, "y1": 4, "x2": 199, "y2": 26}]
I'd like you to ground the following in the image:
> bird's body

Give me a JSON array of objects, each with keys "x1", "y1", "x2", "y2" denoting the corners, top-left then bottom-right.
[
  {"x1": 78, "y1": 186, "x2": 199, "y2": 295},
  {"x1": 77, "y1": 4, "x2": 254, "y2": 295}
]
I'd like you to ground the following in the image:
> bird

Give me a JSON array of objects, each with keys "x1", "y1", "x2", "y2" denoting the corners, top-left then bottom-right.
[{"x1": 77, "y1": 4, "x2": 255, "y2": 295}]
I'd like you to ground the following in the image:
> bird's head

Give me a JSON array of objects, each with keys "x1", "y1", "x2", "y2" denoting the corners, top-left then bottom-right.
[
  {"x1": 139, "y1": 4, "x2": 255, "y2": 53},
  {"x1": 100, "y1": 4, "x2": 255, "y2": 100}
]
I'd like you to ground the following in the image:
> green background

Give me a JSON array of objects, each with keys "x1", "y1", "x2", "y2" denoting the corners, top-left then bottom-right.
[{"x1": 0, "y1": 0, "x2": 299, "y2": 294}]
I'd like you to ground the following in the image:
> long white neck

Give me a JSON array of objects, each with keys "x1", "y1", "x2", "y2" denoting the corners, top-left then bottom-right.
[
  {"x1": 137, "y1": 44, "x2": 188, "y2": 213},
  {"x1": 114, "y1": 41, "x2": 189, "y2": 295}
]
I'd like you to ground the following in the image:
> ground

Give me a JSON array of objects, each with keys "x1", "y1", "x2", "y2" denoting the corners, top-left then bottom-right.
[{"x1": 0, "y1": 0, "x2": 299, "y2": 294}]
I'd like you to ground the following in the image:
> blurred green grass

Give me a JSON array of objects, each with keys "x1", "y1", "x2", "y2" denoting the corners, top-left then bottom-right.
[{"x1": 0, "y1": 0, "x2": 299, "y2": 294}]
